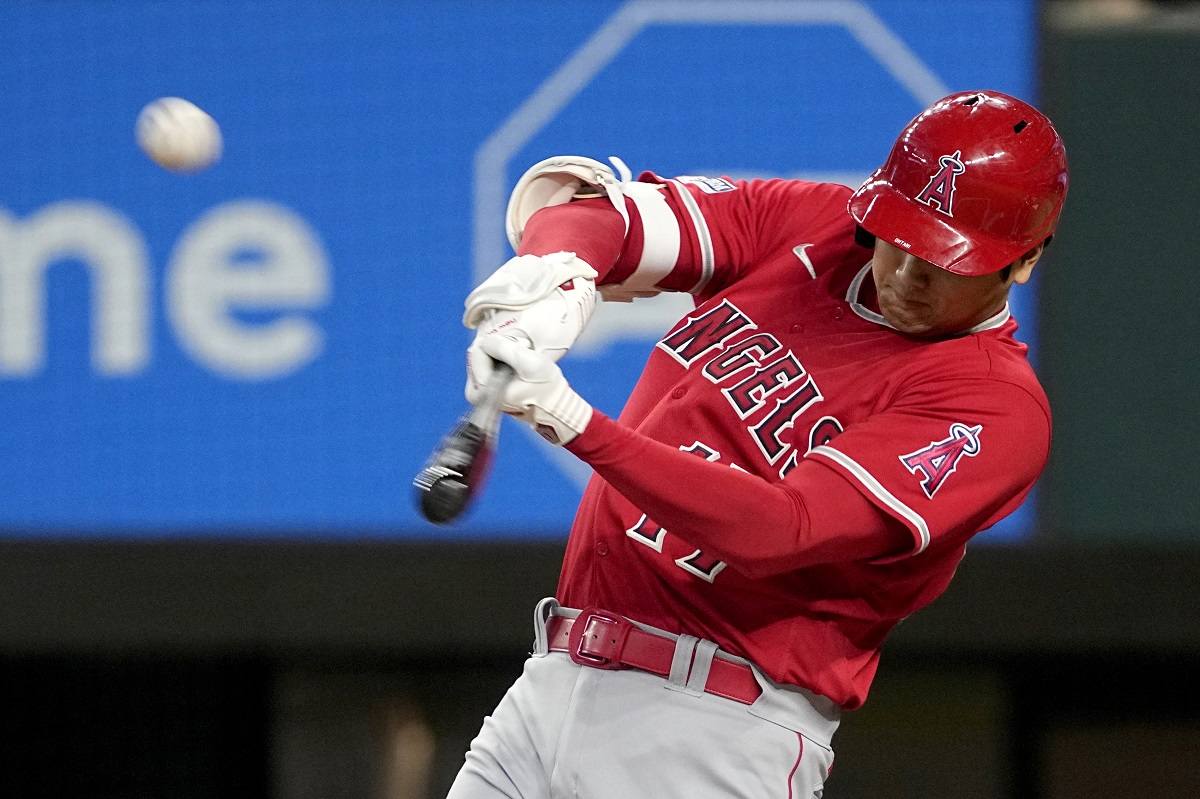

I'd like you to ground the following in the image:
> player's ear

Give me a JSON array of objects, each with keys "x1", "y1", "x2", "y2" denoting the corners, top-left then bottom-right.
[{"x1": 1009, "y1": 243, "x2": 1044, "y2": 285}]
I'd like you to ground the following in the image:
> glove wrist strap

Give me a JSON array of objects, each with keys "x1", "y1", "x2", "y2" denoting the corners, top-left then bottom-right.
[{"x1": 531, "y1": 384, "x2": 592, "y2": 446}]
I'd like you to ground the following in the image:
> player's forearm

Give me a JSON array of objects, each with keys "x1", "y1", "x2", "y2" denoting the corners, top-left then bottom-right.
[
  {"x1": 518, "y1": 200, "x2": 628, "y2": 281},
  {"x1": 566, "y1": 412, "x2": 900, "y2": 577}
]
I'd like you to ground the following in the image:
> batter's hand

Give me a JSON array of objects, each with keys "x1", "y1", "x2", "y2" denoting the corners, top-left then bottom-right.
[
  {"x1": 476, "y1": 335, "x2": 592, "y2": 446},
  {"x1": 464, "y1": 252, "x2": 598, "y2": 405}
]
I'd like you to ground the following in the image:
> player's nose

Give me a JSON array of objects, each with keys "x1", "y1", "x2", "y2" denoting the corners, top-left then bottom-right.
[{"x1": 894, "y1": 254, "x2": 935, "y2": 285}]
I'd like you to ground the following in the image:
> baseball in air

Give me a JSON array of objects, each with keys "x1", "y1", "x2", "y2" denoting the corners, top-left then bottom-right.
[{"x1": 135, "y1": 97, "x2": 222, "y2": 173}]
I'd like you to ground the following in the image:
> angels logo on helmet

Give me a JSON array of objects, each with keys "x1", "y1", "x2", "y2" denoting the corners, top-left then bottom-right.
[{"x1": 914, "y1": 150, "x2": 966, "y2": 217}]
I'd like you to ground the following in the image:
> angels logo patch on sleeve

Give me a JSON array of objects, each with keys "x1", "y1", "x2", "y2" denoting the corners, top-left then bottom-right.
[
  {"x1": 677, "y1": 175, "x2": 737, "y2": 194},
  {"x1": 900, "y1": 423, "x2": 983, "y2": 499}
]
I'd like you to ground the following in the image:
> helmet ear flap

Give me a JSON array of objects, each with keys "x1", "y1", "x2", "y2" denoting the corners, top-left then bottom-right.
[{"x1": 854, "y1": 225, "x2": 876, "y2": 249}]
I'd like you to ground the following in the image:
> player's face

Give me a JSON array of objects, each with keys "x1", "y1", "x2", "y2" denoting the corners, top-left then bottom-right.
[{"x1": 870, "y1": 241, "x2": 1038, "y2": 337}]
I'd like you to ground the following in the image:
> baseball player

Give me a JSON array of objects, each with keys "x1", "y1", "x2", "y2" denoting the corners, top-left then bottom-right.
[{"x1": 448, "y1": 91, "x2": 1068, "y2": 798}]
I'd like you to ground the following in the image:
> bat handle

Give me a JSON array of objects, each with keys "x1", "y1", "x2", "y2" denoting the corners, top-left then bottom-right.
[{"x1": 467, "y1": 361, "x2": 516, "y2": 431}]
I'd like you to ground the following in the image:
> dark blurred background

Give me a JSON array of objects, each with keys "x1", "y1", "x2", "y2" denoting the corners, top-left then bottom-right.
[{"x1": 1, "y1": 1, "x2": 1198, "y2": 797}]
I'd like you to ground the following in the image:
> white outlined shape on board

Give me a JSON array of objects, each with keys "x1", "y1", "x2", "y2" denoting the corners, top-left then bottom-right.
[
  {"x1": 474, "y1": 0, "x2": 950, "y2": 284},
  {"x1": 471, "y1": 0, "x2": 952, "y2": 487}
]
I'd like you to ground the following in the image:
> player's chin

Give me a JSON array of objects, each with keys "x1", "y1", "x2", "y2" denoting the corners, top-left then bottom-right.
[{"x1": 881, "y1": 304, "x2": 940, "y2": 337}]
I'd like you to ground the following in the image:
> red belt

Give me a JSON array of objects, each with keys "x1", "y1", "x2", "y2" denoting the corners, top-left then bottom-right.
[{"x1": 546, "y1": 608, "x2": 761, "y2": 705}]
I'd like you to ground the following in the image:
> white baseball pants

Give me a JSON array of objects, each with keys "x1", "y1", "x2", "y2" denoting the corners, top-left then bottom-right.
[{"x1": 446, "y1": 600, "x2": 838, "y2": 799}]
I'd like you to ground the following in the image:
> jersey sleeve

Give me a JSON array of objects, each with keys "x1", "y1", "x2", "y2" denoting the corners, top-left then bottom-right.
[
  {"x1": 517, "y1": 172, "x2": 857, "y2": 302},
  {"x1": 565, "y1": 411, "x2": 913, "y2": 579},
  {"x1": 638, "y1": 174, "x2": 857, "y2": 301},
  {"x1": 804, "y1": 377, "x2": 1052, "y2": 558}
]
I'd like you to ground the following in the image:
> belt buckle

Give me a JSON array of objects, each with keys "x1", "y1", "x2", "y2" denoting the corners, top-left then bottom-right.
[{"x1": 567, "y1": 607, "x2": 633, "y2": 670}]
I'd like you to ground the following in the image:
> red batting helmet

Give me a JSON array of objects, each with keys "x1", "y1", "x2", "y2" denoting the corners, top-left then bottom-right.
[{"x1": 848, "y1": 90, "x2": 1069, "y2": 276}]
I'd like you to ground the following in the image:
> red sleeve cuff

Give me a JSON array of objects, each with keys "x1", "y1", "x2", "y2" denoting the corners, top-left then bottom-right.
[{"x1": 565, "y1": 410, "x2": 619, "y2": 459}]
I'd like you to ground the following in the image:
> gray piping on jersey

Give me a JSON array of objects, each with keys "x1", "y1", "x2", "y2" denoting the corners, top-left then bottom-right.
[
  {"x1": 809, "y1": 445, "x2": 931, "y2": 555},
  {"x1": 668, "y1": 179, "x2": 715, "y2": 295},
  {"x1": 846, "y1": 262, "x2": 895, "y2": 330},
  {"x1": 964, "y1": 304, "x2": 1011, "y2": 333},
  {"x1": 846, "y1": 262, "x2": 1012, "y2": 334}
]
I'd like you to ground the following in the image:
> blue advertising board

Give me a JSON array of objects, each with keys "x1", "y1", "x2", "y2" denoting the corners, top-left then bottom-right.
[{"x1": 0, "y1": 0, "x2": 1038, "y2": 538}]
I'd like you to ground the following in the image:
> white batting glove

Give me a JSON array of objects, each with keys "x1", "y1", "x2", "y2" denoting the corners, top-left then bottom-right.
[
  {"x1": 464, "y1": 252, "x2": 598, "y2": 405},
  {"x1": 477, "y1": 335, "x2": 592, "y2": 446}
]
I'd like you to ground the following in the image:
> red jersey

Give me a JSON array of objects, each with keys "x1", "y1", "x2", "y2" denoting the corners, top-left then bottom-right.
[{"x1": 520, "y1": 173, "x2": 1051, "y2": 709}]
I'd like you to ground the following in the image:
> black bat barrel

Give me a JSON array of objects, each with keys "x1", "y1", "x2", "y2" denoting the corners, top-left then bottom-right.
[
  {"x1": 413, "y1": 417, "x2": 494, "y2": 524},
  {"x1": 412, "y1": 361, "x2": 513, "y2": 524}
]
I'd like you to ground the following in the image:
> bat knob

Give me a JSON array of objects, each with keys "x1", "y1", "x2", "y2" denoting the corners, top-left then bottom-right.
[{"x1": 417, "y1": 472, "x2": 471, "y2": 524}]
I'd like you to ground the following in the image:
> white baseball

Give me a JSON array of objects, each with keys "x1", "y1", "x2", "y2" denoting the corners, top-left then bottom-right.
[{"x1": 136, "y1": 97, "x2": 223, "y2": 173}]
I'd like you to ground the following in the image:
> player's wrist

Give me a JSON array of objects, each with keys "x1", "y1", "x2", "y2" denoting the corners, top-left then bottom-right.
[
  {"x1": 563, "y1": 409, "x2": 612, "y2": 456},
  {"x1": 528, "y1": 381, "x2": 592, "y2": 446}
]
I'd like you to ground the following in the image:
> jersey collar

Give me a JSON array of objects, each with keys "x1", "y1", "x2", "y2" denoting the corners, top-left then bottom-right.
[{"x1": 845, "y1": 262, "x2": 1011, "y2": 335}]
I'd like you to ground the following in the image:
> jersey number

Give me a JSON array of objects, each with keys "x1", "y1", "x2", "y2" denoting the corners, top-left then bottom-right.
[{"x1": 624, "y1": 441, "x2": 740, "y2": 583}]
